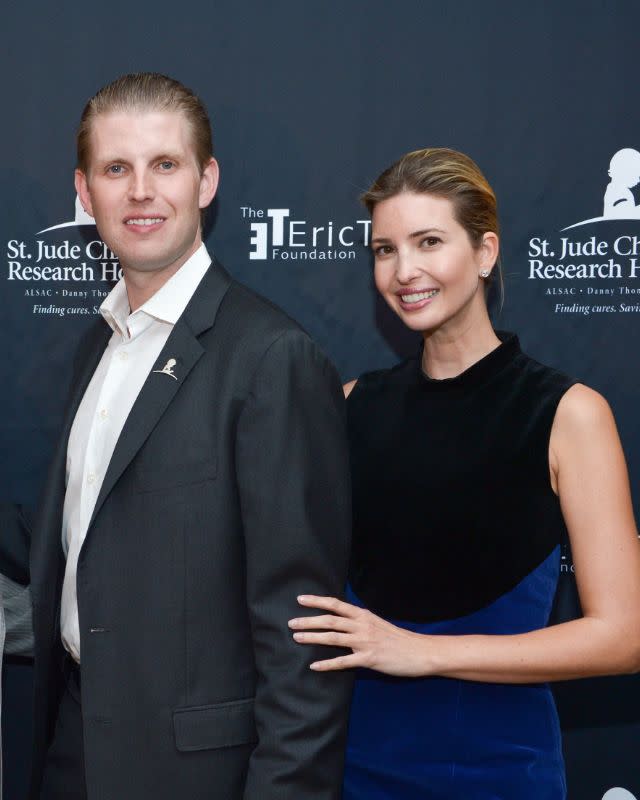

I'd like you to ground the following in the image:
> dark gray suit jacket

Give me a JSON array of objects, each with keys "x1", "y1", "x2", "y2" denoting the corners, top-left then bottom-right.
[{"x1": 28, "y1": 261, "x2": 353, "y2": 799}]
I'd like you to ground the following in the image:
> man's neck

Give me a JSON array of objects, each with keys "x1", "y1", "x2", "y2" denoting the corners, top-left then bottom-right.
[{"x1": 122, "y1": 241, "x2": 202, "y2": 312}]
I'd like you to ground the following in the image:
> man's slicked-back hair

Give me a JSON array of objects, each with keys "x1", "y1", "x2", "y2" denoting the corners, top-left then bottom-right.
[{"x1": 76, "y1": 72, "x2": 213, "y2": 174}]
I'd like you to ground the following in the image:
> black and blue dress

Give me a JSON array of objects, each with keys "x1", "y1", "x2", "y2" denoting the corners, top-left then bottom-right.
[{"x1": 343, "y1": 333, "x2": 574, "y2": 800}]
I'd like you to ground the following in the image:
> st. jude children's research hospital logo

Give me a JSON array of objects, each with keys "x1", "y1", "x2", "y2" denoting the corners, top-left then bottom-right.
[
  {"x1": 7, "y1": 196, "x2": 120, "y2": 283},
  {"x1": 602, "y1": 789, "x2": 637, "y2": 800},
  {"x1": 528, "y1": 148, "x2": 640, "y2": 315},
  {"x1": 5, "y1": 195, "x2": 121, "y2": 317}
]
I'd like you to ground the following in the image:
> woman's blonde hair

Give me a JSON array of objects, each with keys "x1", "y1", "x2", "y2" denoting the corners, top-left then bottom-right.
[{"x1": 362, "y1": 147, "x2": 502, "y2": 298}]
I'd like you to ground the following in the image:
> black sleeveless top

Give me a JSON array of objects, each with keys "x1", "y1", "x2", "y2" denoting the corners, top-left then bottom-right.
[{"x1": 347, "y1": 332, "x2": 576, "y2": 623}]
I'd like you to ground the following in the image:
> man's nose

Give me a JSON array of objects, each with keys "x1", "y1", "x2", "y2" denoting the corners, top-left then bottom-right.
[{"x1": 128, "y1": 170, "x2": 154, "y2": 202}]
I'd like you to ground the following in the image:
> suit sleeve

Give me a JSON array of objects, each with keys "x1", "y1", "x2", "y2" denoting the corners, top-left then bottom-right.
[{"x1": 236, "y1": 329, "x2": 353, "y2": 800}]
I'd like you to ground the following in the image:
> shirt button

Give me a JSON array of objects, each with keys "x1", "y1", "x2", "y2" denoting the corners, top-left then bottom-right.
[
  {"x1": 119, "y1": 351, "x2": 128, "y2": 361},
  {"x1": 99, "y1": 408, "x2": 108, "y2": 419},
  {"x1": 87, "y1": 472, "x2": 96, "y2": 485}
]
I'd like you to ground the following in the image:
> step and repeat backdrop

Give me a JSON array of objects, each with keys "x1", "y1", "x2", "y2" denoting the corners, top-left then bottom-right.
[{"x1": 2, "y1": 2, "x2": 640, "y2": 798}]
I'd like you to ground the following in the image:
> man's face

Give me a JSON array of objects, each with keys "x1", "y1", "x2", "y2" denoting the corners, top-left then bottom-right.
[{"x1": 75, "y1": 110, "x2": 218, "y2": 281}]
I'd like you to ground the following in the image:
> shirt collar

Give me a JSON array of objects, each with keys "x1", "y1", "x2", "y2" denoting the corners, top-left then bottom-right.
[{"x1": 100, "y1": 244, "x2": 212, "y2": 338}]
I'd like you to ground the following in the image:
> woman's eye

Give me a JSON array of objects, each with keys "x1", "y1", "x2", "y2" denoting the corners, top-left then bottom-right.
[
  {"x1": 374, "y1": 245, "x2": 393, "y2": 256},
  {"x1": 422, "y1": 237, "x2": 440, "y2": 247}
]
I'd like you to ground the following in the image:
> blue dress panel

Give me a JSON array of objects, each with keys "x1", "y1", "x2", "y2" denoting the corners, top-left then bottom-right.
[{"x1": 344, "y1": 333, "x2": 575, "y2": 799}]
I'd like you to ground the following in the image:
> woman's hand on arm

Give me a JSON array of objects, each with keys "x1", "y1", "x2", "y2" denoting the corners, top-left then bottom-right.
[
  {"x1": 290, "y1": 385, "x2": 640, "y2": 682},
  {"x1": 289, "y1": 595, "x2": 429, "y2": 675}
]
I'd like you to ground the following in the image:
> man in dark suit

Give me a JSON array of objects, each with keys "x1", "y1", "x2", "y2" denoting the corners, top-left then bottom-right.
[{"x1": 28, "y1": 72, "x2": 352, "y2": 800}]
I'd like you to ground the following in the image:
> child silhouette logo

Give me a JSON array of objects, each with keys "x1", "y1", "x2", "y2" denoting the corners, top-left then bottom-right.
[
  {"x1": 603, "y1": 148, "x2": 640, "y2": 219},
  {"x1": 602, "y1": 789, "x2": 638, "y2": 800},
  {"x1": 153, "y1": 358, "x2": 178, "y2": 381},
  {"x1": 563, "y1": 148, "x2": 640, "y2": 230},
  {"x1": 37, "y1": 193, "x2": 96, "y2": 234}
]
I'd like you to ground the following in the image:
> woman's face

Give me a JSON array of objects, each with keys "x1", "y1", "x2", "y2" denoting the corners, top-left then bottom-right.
[{"x1": 371, "y1": 191, "x2": 495, "y2": 334}]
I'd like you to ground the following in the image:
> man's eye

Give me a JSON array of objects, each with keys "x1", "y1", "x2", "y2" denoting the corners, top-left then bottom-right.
[
  {"x1": 159, "y1": 161, "x2": 175, "y2": 170},
  {"x1": 107, "y1": 164, "x2": 124, "y2": 175}
]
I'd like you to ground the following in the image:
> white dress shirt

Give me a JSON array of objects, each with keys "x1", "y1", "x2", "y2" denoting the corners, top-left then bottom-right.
[{"x1": 60, "y1": 244, "x2": 211, "y2": 663}]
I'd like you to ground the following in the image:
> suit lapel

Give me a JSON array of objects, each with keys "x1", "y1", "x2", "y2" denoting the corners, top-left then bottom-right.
[
  {"x1": 64, "y1": 323, "x2": 113, "y2": 437},
  {"x1": 87, "y1": 260, "x2": 232, "y2": 530},
  {"x1": 31, "y1": 321, "x2": 110, "y2": 595},
  {"x1": 47, "y1": 320, "x2": 112, "y2": 501}
]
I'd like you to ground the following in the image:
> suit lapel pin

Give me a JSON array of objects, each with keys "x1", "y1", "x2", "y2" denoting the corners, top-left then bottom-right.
[{"x1": 153, "y1": 358, "x2": 178, "y2": 381}]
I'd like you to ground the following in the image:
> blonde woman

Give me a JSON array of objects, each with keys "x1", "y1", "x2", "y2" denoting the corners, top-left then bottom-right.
[{"x1": 290, "y1": 148, "x2": 640, "y2": 799}]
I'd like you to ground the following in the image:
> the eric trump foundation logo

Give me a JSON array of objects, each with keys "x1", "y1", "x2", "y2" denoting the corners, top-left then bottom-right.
[{"x1": 242, "y1": 206, "x2": 371, "y2": 262}]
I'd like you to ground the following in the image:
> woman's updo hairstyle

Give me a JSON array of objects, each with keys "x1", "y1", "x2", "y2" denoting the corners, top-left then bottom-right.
[{"x1": 362, "y1": 147, "x2": 502, "y2": 296}]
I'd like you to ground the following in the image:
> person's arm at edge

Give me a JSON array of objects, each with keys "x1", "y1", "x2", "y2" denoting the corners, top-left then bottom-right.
[
  {"x1": 0, "y1": 505, "x2": 34, "y2": 657},
  {"x1": 1, "y1": 573, "x2": 33, "y2": 658},
  {"x1": 0, "y1": 505, "x2": 32, "y2": 586}
]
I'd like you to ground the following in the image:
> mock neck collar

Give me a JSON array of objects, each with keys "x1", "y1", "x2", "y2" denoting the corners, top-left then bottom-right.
[{"x1": 419, "y1": 331, "x2": 520, "y2": 391}]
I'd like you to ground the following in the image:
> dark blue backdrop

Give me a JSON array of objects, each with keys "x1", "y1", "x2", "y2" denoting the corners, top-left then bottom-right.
[{"x1": 2, "y1": 2, "x2": 640, "y2": 798}]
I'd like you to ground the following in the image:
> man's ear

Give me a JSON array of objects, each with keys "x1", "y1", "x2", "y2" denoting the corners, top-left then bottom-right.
[
  {"x1": 75, "y1": 169, "x2": 94, "y2": 218},
  {"x1": 199, "y1": 158, "x2": 219, "y2": 209}
]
